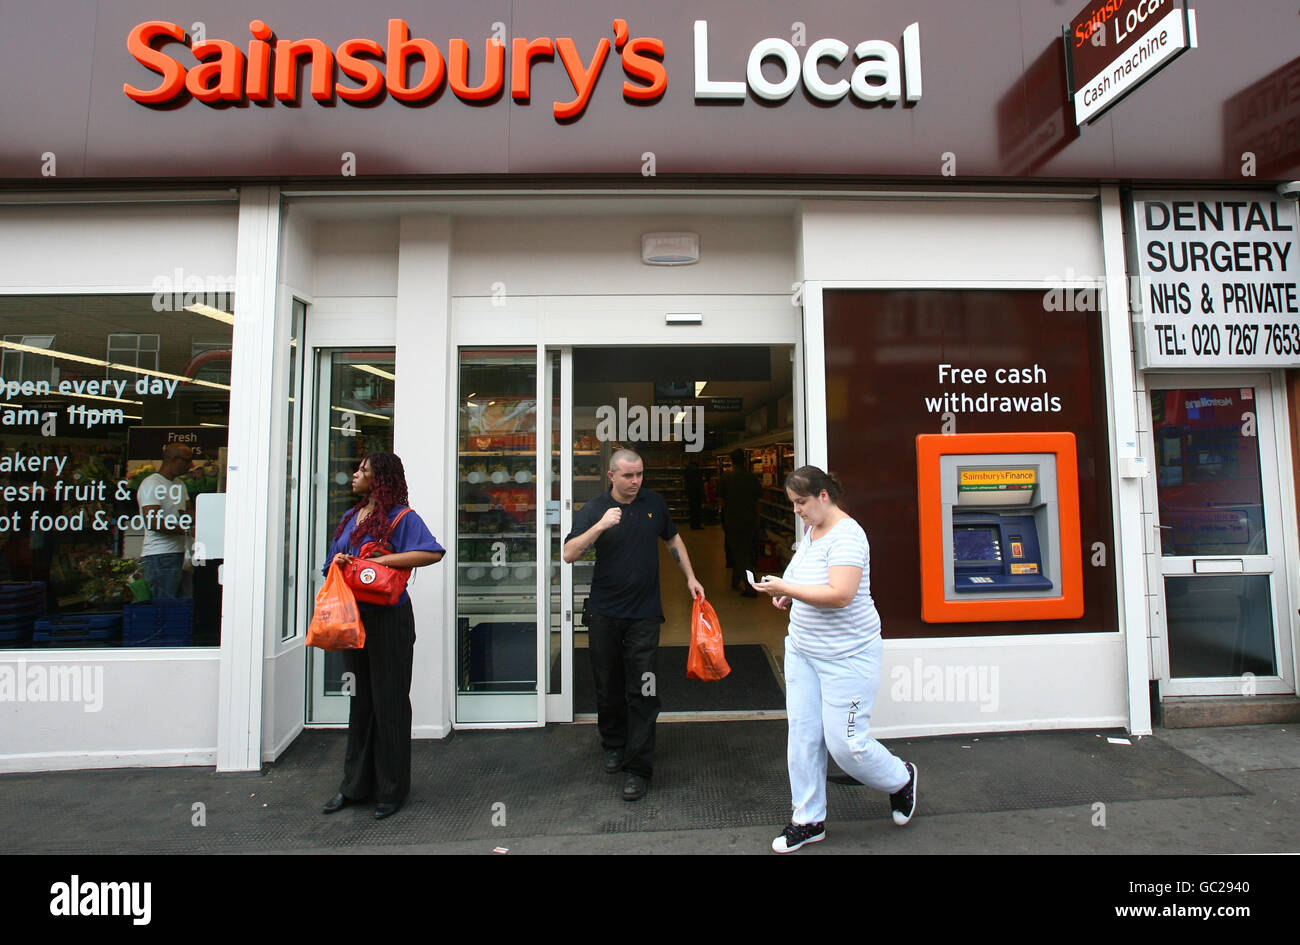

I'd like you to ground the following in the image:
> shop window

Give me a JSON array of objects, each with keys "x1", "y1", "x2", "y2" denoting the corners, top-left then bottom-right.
[
  {"x1": 106, "y1": 333, "x2": 161, "y2": 377},
  {"x1": 822, "y1": 289, "x2": 1118, "y2": 639},
  {"x1": 0, "y1": 295, "x2": 233, "y2": 650},
  {"x1": 2, "y1": 335, "x2": 57, "y2": 384}
]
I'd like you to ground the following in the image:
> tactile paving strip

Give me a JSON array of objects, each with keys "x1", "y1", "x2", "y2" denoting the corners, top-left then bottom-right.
[{"x1": 0, "y1": 724, "x2": 1247, "y2": 853}]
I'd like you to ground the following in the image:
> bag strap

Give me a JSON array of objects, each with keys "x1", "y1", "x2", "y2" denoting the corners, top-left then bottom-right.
[{"x1": 384, "y1": 507, "x2": 412, "y2": 540}]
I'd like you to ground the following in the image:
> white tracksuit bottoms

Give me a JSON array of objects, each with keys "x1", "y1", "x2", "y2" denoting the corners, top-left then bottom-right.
[{"x1": 785, "y1": 635, "x2": 909, "y2": 825}]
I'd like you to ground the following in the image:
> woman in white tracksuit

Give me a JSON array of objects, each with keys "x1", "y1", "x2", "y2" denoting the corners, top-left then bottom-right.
[{"x1": 753, "y1": 465, "x2": 917, "y2": 853}]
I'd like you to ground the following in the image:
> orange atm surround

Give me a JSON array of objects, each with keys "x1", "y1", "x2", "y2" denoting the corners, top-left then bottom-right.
[{"x1": 916, "y1": 432, "x2": 1084, "y2": 623}]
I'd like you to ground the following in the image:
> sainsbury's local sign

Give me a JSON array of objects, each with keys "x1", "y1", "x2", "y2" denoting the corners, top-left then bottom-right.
[
  {"x1": 123, "y1": 18, "x2": 922, "y2": 120},
  {"x1": 1067, "y1": 0, "x2": 1195, "y2": 125}
]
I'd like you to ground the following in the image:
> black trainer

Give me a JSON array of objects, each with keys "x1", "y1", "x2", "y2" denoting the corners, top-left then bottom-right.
[
  {"x1": 890, "y1": 761, "x2": 918, "y2": 826},
  {"x1": 771, "y1": 821, "x2": 825, "y2": 853}
]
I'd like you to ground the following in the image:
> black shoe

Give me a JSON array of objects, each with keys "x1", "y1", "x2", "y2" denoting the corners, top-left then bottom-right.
[
  {"x1": 772, "y1": 821, "x2": 825, "y2": 853},
  {"x1": 890, "y1": 761, "x2": 918, "y2": 826},
  {"x1": 622, "y1": 773, "x2": 649, "y2": 801},
  {"x1": 603, "y1": 749, "x2": 624, "y2": 774},
  {"x1": 322, "y1": 793, "x2": 351, "y2": 814},
  {"x1": 373, "y1": 802, "x2": 401, "y2": 820}
]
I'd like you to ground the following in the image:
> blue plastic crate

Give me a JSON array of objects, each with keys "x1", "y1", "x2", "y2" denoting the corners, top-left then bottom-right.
[
  {"x1": 0, "y1": 582, "x2": 45, "y2": 617},
  {"x1": 0, "y1": 581, "x2": 44, "y2": 599},
  {"x1": 122, "y1": 599, "x2": 193, "y2": 646},
  {"x1": 32, "y1": 613, "x2": 122, "y2": 646},
  {"x1": 0, "y1": 622, "x2": 34, "y2": 646}
]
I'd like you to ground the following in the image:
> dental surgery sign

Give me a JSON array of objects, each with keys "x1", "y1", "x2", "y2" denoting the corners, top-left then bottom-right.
[
  {"x1": 1067, "y1": 0, "x2": 1195, "y2": 125},
  {"x1": 1132, "y1": 192, "x2": 1300, "y2": 368}
]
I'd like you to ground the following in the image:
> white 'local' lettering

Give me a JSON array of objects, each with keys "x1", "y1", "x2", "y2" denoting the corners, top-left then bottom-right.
[
  {"x1": 1113, "y1": 0, "x2": 1169, "y2": 45},
  {"x1": 694, "y1": 20, "x2": 921, "y2": 105}
]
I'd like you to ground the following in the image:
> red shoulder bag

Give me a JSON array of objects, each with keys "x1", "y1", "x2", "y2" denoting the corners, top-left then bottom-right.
[{"x1": 341, "y1": 508, "x2": 414, "y2": 606}]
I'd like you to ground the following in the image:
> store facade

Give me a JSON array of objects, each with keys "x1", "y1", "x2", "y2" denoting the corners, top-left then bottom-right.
[{"x1": 1, "y1": 1, "x2": 1298, "y2": 773}]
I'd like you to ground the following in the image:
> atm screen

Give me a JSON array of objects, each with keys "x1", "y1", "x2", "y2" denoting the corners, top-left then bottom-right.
[{"x1": 953, "y1": 526, "x2": 1000, "y2": 563}]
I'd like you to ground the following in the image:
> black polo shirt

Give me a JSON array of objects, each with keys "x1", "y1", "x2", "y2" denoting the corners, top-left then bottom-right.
[{"x1": 565, "y1": 487, "x2": 678, "y2": 620}]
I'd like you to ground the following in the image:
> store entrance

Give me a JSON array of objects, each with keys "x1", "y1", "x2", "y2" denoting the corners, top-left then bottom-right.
[
  {"x1": 451, "y1": 343, "x2": 798, "y2": 725},
  {"x1": 567, "y1": 346, "x2": 796, "y2": 719},
  {"x1": 450, "y1": 293, "x2": 803, "y2": 727}
]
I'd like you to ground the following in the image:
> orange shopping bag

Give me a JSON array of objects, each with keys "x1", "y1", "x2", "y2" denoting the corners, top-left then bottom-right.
[
  {"x1": 687, "y1": 595, "x2": 731, "y2": 681},
  {"x1": 306, "y1": 558, "x2": 366, "y2": 651}
]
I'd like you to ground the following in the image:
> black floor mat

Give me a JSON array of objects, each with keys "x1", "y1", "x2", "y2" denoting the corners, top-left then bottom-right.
[{"x1": 572, "y1": 644, "x2": 785, "y2": 713}]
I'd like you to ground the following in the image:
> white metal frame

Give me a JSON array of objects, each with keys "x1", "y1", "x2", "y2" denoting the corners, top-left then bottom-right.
[{"x1": 1141, "y1": 371, "x2": 1297, "y2": 697}]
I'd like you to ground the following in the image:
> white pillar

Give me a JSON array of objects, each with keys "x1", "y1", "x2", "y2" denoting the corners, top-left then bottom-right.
[
  {"x1": 217, "y1": 186, "x2": 281, "y2": 771},
  {"x1": 1099, "y1": 186, "x2": 1154, "y2": 736},
  {"x1": 394, "y1": 215, "x2": 453, "y2": 738}
]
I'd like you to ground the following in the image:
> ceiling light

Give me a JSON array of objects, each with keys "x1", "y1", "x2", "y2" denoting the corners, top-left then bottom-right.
[
  {"x1": 184, "y1": 303, "x2": 235, "y2": 325},
  {"x1": 330, "y1": 405, "x2": 391, "y2": 422},
  {"x1": 0, "y1": 340, "x2": 230, "y2": 391},
  {"x1": 354, "y1": 363, "x2": 396, "y2": 381}
]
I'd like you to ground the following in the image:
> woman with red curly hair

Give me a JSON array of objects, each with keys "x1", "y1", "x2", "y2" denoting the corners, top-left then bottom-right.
[{"x1": 320, "y1": 452, "x2": 444, "y2": 820}]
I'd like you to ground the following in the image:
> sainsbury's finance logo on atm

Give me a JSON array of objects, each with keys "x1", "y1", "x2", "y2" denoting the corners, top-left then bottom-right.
[{"x1": 889, "y1": 658, "x2": 1000, "y2": 713}]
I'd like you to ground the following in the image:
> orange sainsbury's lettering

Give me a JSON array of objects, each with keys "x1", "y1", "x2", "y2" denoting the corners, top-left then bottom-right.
[
  {"x1": 1073, "y1": 0, "x2": 1127, "y2": 48},
  {"x1": 123, "y1": 20, "x2": 188, "y2": 104},
  {"x1": 621, "y1": 36, "x2": 666, "y2": 101},
  {"x1": 511, "y1": 37, "x2": 555, "y2": 102},
  {"x1": 120, "y1": 18, "x2": 671, "y2": 117},
  {"x1": 554, "y1": 36, "x2": 611, "y2": 119},
  {"x1": 336, "y1": 38, "x2": 385, "y2": 102},
  {"x1": 448, "y1": 38, "x2": 505, "y2": 100}
]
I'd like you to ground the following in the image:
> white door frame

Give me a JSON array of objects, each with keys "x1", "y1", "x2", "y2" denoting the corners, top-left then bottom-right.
[
  {"x1": 298, "y1": 298, "x2": 397, "y2": 726},
  {"x1": 451, "y1": 295, "x2": 802, "y2": 725},
  {"x1": 1142, "y1": 371, "x2": 1297, "y2": 696}
]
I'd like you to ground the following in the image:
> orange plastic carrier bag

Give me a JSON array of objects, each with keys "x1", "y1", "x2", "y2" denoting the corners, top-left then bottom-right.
[
  {"x1": 306, "y1": 559, "x2": 366, "y2": 651},
  {"x1": 687, "y1": 596, "x2": 731, "y2": 681}
]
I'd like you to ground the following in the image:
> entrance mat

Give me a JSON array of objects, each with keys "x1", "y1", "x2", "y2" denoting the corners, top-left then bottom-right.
[
  {"x1": 0, "y1": 726, "x2": 1247, "y2": 853},
  {"x1": 571, "y1": 644, "x2": 785, "y2": 713}
]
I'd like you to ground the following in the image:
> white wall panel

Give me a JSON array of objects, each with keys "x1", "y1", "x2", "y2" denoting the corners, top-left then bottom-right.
[
  {"x1": 0, "y1": 202, "x2": 236, "y2": 290},
  {"x1": 802, "y1": 198, "x2": 1102, "y2": 284},
  {"x1": 0, "y1": 653, "x2": 219, "y2": 772},
  {"x1": 313, "y1": 220, "x2": 398, "y2": 297},
  {"x1": 451, "y1": 216, "x2": 793, "y2": 297}
]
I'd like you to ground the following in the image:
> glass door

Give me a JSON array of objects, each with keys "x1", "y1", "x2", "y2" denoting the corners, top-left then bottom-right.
[
  {"x1": 305, "y1": 348, "x2": 396, "y2": 723},
  {"x1": 1148, "y1": 374, "x2": 1294, "y2": 696},
  {"x1": 454, "y1": 348, "x2": 545, "y2": 724}
]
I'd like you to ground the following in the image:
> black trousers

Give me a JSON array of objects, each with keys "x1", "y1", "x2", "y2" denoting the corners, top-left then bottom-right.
[
  {"x1": 339, "y1": 601, "x2": 416, "y2": 805},
  {"x1": 726, "y1": 525, "x2": 758, "y2": 588},
  {"x1": 585, "y1": 612, "x2": 662, "y2": 778}
]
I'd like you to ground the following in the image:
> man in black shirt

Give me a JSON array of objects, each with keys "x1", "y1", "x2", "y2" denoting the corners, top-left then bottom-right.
[
  {"x1": 719, "y1": 448, "x2": 763, "y2": 598},
  {"x1": 563, "y1": 448, "x2": 705, "y2": 801}
]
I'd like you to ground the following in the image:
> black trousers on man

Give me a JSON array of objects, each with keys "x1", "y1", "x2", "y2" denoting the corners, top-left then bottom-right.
[
  {"x1": 339, "y1": 601, "x2": 416, "y2": 805},
  {"x1": 585, "y1": 612, "x2": 661, "y2": 778}
]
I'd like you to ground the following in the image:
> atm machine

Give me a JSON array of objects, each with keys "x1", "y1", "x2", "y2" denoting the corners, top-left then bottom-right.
[{"x1": 916, "y1": 433, "x2": 1083, "y2": 623}]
